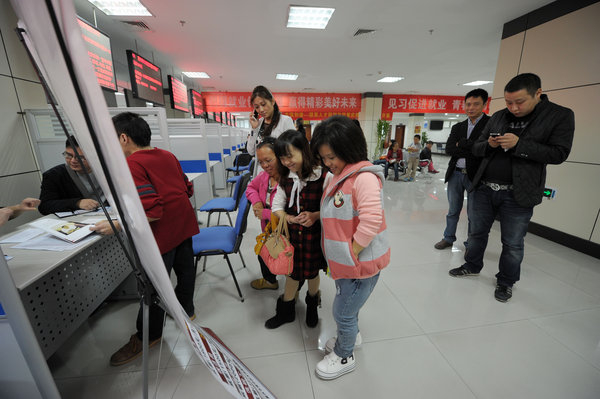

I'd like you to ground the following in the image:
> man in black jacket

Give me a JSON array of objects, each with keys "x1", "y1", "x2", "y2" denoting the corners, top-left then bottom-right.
[
  {"x1": 38, "y1": 136, "x2": 104, "y2": 215},
  {"x1": 449, "y1": 73, "x2": 574, "y2": 302},
  {"x1": 435, "y1": 89, "x2": 490, "y2": 250}
]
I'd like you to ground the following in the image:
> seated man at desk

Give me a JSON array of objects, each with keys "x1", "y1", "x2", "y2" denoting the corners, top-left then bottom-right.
[
  {"x1": 38, "y1": 136, "x2": 104, "y2": 215},
  {"x1": 92, "y1": 112, "x2": 199, "y2": 366},
  {"x1": 0, "y1": 198, "x2": 41, "y2": 226}
]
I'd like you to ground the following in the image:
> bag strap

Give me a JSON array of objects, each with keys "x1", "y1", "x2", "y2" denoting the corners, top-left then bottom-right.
[{"x1": 275, "y1": 214, "x2": 290, "y2": 239}]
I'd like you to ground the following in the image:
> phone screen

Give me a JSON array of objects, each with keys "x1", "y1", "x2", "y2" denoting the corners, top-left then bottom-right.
[{"x1": 254, "y1": 110, "x2": 259, "y2": 119}]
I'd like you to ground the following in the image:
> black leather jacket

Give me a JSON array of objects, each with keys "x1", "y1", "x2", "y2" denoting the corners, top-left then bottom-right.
[{"x1": 471, "y1": 94, "x2": 574, "y2": 208}]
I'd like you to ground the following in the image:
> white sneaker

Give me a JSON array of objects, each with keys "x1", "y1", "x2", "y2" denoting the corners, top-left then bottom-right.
[
  {"x1": 324, "y1": 332, "x2": 362, "y2": 353},
  {"x1": 316, "y1": 352, "x2": 356, "y2": 380}
]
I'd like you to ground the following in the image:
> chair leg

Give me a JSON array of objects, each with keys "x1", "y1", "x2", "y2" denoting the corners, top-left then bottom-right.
[
  {"x1": 206, "y1": 213, "x2": 212, "y2": 227},
  {"x1": 238, "y1": 251, "x2": 247, "y2": 268},
  {"x1": 226, "y1": 212, "x2": 233, "y2": 226},
  {"x1": 202, "y1": 256, "x2": 207, "y2": 272},
  {"x1": 224, "y1": 254, "x2": 244, "y2": 302}
]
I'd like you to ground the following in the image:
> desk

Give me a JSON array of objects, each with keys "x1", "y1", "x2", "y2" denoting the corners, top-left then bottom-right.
[{"x1": 0, "y1": 215, "x2": 131, "y2": 359}]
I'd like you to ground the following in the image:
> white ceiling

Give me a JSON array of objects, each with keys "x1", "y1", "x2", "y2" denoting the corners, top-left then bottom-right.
[{"x1": 74, "y1": 0, "x2": 554, "y2": 96}]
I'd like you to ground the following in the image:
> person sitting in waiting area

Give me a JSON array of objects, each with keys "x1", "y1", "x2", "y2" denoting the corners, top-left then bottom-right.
[
  {"x1": 0, "y1": 198, "x2": 41, "y2": 227},
  {"x1": 419, "y1": 140, "x2": 439, "y2": 173},
  {"x1": 38, "y1": 136, "x2": 105, "y2": 215},
  {"x1": 384, "y1": 140, "x2": 403, "y2": 181}
]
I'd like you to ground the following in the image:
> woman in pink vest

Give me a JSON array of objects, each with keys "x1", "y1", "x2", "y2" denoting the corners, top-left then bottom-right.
[{"x1": 311, "y1": 115, "x2": 391, "y2": 380}]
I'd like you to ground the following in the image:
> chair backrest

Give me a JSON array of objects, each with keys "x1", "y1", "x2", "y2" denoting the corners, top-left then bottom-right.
[
  {"x1": 233, "y1": 194, "x2": 251, "y2": 253},
  {"x1": 236, "y1": 153, "x2": 252, "y2": 167},
  {"x1": 232, "y1": 172, "x2": 252, "y2": 207}
]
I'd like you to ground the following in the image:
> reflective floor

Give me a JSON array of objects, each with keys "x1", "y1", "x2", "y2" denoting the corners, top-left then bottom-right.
[{"x1": 48, "y1": 155, "x2": 600, "y2": 399}]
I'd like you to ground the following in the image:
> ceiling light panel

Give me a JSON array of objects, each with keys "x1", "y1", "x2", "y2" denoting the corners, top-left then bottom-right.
[
  {"x1": 88, "y1": 0, "x2": 152, "y2": 16},
  {"x1": 377, "y1": 76, "x2": 404, "y2": 83},
  {"x1": 462, "y1": 80, "x2": 493, "y2": 86},
  {"x1": 287, "y1": 6, "x2": 335, "y2": 29},
  {"x1": 276, "y1": 74, "x2": 298, "y2": 81},
  {"x1": 183, "y1": 72, "x2": 211, "y2": 79}
]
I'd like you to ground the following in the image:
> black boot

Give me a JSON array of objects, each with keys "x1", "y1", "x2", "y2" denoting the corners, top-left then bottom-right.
[
  {"x1": 305, "y1": 290, "x2": 321, "y2": 328},
  {"x1": 265, "y1": 296, "x2": 296, "y2": 329}
]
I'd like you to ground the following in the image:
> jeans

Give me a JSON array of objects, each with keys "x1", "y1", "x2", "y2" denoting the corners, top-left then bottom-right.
[
  {"x1": 332, "y1": 273, "x2": 380, "y2": 358},
  {"x1": 136, "y1": 238, "x2": 197, "y2": 340},
  {"x1": 443, "y1": 170, "x2": 473, "y2": 244},
  {"x1": 384, "y1": 161, "x2": 399, "y2": 179},
  {"x1": 463, "y1": 186, "x2": 534, "y2": 287}
]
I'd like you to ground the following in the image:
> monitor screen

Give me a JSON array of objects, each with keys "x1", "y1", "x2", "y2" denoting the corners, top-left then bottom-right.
[
  {"x1": 126, "y1": 50, "x2": 164, "y2": 105},
  {"x1": 168, "y1": 75, "x2": 189, "y2": 112},
  {"x1": 430, "y1": 120, "x2": 444, "y2": 130},
  {"x1": 215, "y1": 112, "x2": 222, "y2": 123},
  {"x1": 189, "y1": 89, "x2": 204, "y2": 117},
  {"x1": 77, "y1": 18, "x2": 116, "y2": 91}
]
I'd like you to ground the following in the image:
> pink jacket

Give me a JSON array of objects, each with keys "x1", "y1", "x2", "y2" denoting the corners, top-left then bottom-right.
[
  {"x1": 246, "y1": 171, "x2": 278, "y2": 231},
  {"x1": 321, "y1": 161, "x2": 390, "y2": 280}
]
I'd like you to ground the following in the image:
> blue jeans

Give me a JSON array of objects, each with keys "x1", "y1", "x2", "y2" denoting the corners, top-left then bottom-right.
[
  {"x1": 332, "y1": 273, "x2": 380, "y2": 358},
  {"x1": 384, "y1": 161, "x2": 399, "y2": 179},
  {"x1": 463, "y1": 186, "x2": 533, "y2": 287},
  {"x1": 443, "y1": 170, "x2": 473, "y2": 244}
]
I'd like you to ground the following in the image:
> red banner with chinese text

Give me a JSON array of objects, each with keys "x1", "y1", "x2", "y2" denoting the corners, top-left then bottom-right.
[
  {"x1": 381, "y1": 94, "x2": 490, "y2": 120},
  {"x1": 202, "y1": 92, "x2": 361, "y2": 120}
]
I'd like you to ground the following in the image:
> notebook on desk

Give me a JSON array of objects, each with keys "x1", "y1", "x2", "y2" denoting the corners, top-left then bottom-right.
[{"x1": 29, "y1": 218, "x2": 95, "y2": 243}]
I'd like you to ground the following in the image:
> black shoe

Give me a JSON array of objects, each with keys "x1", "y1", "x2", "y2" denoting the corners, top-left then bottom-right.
[
  {"x1": 494, "y1": 284, "x2": 512, "y2": 302},
  {"x1": 448, "y1": 265, "x2": 479, "y2": 277},
  {"x1": 434, "y1": 239, "x2": 453, "y2": 250},
  {"x1": 265, "y1": 296, "x2": 296, "y2": 329},
  {"x1": 305, "y1": 291, "x2": 321, "y2": 328}
]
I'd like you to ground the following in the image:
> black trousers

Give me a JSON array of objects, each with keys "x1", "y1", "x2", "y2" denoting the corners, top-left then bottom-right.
[
  {"x1": 258, "y1": 254, "x2": 277, "y2": 284},
  {"x1": 136, "y1": 237, "x2": 196, "y2": 340}
]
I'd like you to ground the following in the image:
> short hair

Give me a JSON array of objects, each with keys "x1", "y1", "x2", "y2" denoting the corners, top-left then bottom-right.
[
  {"x1": 112, "y1": 112, "x2": 151, "y2": 147},
  {"x1": 414, "y1": 134, "x2": 421, "y2": 139},
  {"x1": 504, "y1": 73, "x2": 541, "y2": 97},
  {"x1": 426, "y1": 140, "x2": 433, "y2": 145},
  {"x1": 311, "y1": 115, "x2": 368, "y2": 165},
  {"x1": 465, "y1": 88, "x2": 489, "y2": 103},
  {"x1": 65, "y1": 135, "x2": 79, "y2": 148},
  {"x1": 274, "y1": 129, "x2": 317, "y2": 180}
]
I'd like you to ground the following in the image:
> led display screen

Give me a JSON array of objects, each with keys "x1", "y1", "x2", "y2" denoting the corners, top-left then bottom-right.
[
  {"x1": 168, "y1": 75, "x2": 189, "y2": 112},
  {"x1": 126, "y1": 50, "x2": 164, "y2": 105},
  {"x1": 77, "y1": 18, "x2": 116, "y2": 91},
  {"x1": 190, "y1": 89, "x2": 204, "y2": 117}
]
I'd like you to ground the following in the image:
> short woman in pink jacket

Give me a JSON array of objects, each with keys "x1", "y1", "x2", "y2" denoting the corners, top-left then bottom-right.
[
  {"x1": 311, "y1": 116, "x2": 390, "y2": 381},
  {"x1": 245, "y1": 137, "x2": 280, "y2": 290}
]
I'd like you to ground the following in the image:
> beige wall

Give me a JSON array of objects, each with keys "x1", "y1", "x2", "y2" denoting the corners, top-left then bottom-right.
[
  {"x1": 0, "y1": 2, "x2": 46, "y2": 235},
  {"x1": 358, "y1": 96, "x2": 383, "y2": 159},
  {"x1": 492, "y1": 2, "x2": 600, "y2": 243}
]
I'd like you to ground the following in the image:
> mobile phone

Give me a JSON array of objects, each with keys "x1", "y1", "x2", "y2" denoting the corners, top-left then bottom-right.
[
  {"x1": 253, "y1": 110, "x2": 259, "y2": 119},
  {"x1": 490, "y1": 132, "x2": 502, "y2": 137}
]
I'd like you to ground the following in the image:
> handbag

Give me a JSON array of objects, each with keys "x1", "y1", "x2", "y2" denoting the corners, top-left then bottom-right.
[
  {"x1": 259, "y1": 215, "x2": 294, "y2": 275},
  {"x1": 254, "y1": 214, "x2": 277, "y2": 255}
]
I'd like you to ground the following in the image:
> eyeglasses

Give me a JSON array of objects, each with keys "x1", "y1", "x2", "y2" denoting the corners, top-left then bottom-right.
[{"x1": 62, "y1": 151, "x2": 85, "y2": 161}]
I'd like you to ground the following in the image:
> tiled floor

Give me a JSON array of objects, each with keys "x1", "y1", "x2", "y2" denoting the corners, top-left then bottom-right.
[{"x1": 48, "y1": 155, "x2": 600, "y2": 399}]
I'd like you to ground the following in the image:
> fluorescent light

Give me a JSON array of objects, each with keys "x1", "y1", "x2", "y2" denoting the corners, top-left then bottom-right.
[
  {"x1": 287, "y1": 6, "x2": 335, "y2": 29},
  {"x1": 183, "y1": 72, "x2": 211, "y2": 79},
  {"x1": 462, "y1": 80, "x2": 493, "y2": 86},
  {"x1": 88, "y1": 0, "x2": 152, "y2": 16},
  {"x1": 276, "y1": 73, "x2": 298, "y2": 81},
  {"x1": 377, "y1": 76, "x2": 404, "y2": 83}
]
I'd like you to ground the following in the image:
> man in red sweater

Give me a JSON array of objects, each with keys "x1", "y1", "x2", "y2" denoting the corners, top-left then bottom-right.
[{"x1": 93, "y1": 112, "x2": 199, "y2": 366}]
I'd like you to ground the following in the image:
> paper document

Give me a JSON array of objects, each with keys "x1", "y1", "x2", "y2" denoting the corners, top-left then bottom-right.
[
  {"x1": 13, "y1": 234, "x2": 96, "y2": 251},
  {"x1": 30, "y1": 218, "x2": 95, "y2": 243},
  {"x1": 54, "y1": 209, "x2": 94, "y2": 218},
  {"x1": 0, "y1": 227, "x2": 44, "y2": 243}
]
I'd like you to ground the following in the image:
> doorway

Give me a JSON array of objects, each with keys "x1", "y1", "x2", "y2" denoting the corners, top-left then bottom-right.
[{"x1": 395, "y1": 124, "x2": 405, "y2": 147}]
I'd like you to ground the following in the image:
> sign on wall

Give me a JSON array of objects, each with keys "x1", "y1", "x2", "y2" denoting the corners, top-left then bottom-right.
[{"x1": 381, "y1": 94, "x2": 490, "y2": 120}]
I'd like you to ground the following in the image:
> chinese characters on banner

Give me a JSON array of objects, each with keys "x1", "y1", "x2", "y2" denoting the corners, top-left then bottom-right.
[
  {"x1": 380, "y1": 94, "x2": 490, "y2": 120},
  {"x1": 201, "y1": 92, "x2": 362, "y2": 120}
]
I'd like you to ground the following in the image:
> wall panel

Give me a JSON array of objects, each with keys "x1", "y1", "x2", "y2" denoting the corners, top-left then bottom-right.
[
  {"x1": 491, "y1": 32, "x2": 525, "y2": 99},
  {"x1": 519, "y1": 2, "x2": 600, "y2": 91},
  {"x1": 0, "y1": 2, "x2": 39, "y2": 82}
]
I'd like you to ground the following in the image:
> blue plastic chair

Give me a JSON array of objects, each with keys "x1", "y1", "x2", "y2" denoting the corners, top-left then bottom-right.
[
  {"x1": 192, "y1": 195, "x2": 251, "y2": 301},
  {"x1": 200, "y1": 172, "x2": 251, "y2": 226},
  {"x1": 226, "y1": 153, "x2": 253, "y2": 179},
  {"x1": 226, "y1": 159, "x2": 255, "y2": 196}
]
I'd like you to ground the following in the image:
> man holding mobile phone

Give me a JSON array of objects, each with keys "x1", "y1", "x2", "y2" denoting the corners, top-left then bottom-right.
[{"x1": 448, "y1": 73, "x2": 574, "y2": 303}]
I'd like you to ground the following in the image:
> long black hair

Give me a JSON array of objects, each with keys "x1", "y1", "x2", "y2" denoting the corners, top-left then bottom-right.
[
  {"x1": 311, "y1": 115, "x2": 368, "y2": 164},
  {"x1": 251, "y1": 85, "x2": 281, "y2": 138},
  {"x1": 274, "y1": 129, "x2": 317, "y2": 181}
]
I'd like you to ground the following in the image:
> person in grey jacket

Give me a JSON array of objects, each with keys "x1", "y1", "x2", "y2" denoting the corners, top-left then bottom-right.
[{"x1": 448, "y1": 73, "x2": 574, "y2": 303}]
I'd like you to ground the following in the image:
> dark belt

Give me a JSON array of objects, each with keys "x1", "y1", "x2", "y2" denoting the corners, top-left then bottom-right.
[
  {"x1": 455, "y1": 167, "x2": 467, "y2": 174},
  {"x1": 482, "y1": 181, "x2": 514, "y2": 191}
]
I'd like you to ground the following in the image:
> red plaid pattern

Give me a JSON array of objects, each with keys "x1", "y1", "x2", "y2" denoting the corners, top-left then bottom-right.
[{"x1": 281, "y1": 170, "x2": 327, "y2": 280}]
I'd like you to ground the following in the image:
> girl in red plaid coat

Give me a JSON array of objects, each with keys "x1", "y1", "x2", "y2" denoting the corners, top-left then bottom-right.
[{"x1": 268, "y1": 129, "x2": 331, "y2": 329}]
